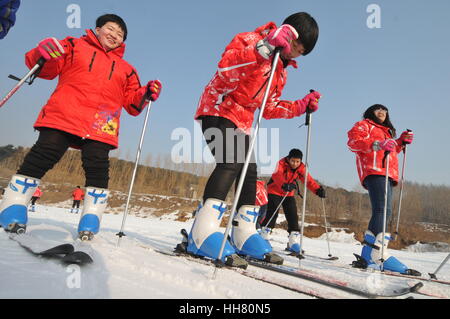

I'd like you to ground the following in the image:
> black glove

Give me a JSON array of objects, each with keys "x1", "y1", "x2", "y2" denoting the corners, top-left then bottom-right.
[
  {"x1": 282, "y1": 183, "x2": 297, "y2": 192},
  {"x1": 316, "y1": 186, "x2": 326, "y2": 198}
]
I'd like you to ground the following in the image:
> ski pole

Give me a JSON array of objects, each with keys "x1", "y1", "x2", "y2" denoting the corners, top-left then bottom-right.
[
  {"x1": 380, "y1": 151, "x2": 391, "y2": 271},
  {"x1": 393, "y1": 129, "x2": 412, "y2": 240},
  {"x1": 0, "y1": 57, "x2": 46, "y2": 108},
  {"x1": 213, "y1": 48, "x2": 282, "y2": 277},
  {"x1": 429, "y1": 253, "x2": 450, "y2": 280},
  {"x1": 321, "y1": 198, "x2": 337, "y2": 260},
  {"x1": 298, "y1": 93, "x2": 315, "y2": 262},
  {"x1": 116, "y1": 96, "x2": 153, "y2": 247},
  {"x1": 263, "y1": 191, "x2": 290, "y2": 229}
]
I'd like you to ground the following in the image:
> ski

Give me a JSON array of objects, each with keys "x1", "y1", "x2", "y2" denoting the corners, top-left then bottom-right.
[
  {"x1": 154, "y1": 248, "x2": 420, "y2": 299},
  {"x1": 273, "y1": 251, "x2": 449, "y2": 298},
  {"x1": 154, "y1": 249, "x2": 361, "y2": 299},
  {"x1": 245, "y1": 259, "x2": 423, "y2": 298},
  {"x1": 9, "y1": 234, "x2": 93, "y2": 265},
  {"x1": 284, "y1": 249, "x2": 339, "y2": 261},
  {"x1": 301, "y1": 250, "x2": 450, "y2": 286}
]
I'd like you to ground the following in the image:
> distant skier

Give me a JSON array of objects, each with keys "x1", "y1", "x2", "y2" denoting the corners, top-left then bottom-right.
[
  {"x1": 29, "y1": 186, "x2": 42, "y2": 212},
  {"x1": 255, "y1": 180, "x2": 268, "y2": 229},
  {"x1": 347, "y1": 104, "x2": 419, "y2": 275},
  {"x1": 0, "y1": 14, "x2": 162, "y2": 239},
  {"x1": 260, "y1": 149, "x2": 325, "y2": 254},
  {"x1": 0, "y1": 0, "x2": 20, "y2": 40},
  {"x1": 71, "y1": 186, "x2": 84, "y2": 214},
  {"x1": 184, "y1": 12, "x2": 321, "y2": 267}
]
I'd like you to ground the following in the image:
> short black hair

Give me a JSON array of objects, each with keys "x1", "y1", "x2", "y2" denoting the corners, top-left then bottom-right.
[
  {"x1": 96, "y1": 14, "x2": 128, "y2": 41},
  {"x1": 363, "y1": 104, "x2": 397, "y2": 137},
  {"x1": 283, "y1": 12, "x2": 319, "y2": 55},
  {"x1": 288, "y1": 148, "x2": 303, "y2": 159}
]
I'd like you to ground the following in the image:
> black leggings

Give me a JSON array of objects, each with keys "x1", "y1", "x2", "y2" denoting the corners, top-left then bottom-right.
[
  {"x1": 30, "y1": 197, "x2": 39, "y2": 205},
  {"x1": 263, "y1": 194, "x2": 300, "y2": 233},
  {"x1": 17, "y1": 128, "x2": 113, "y2": 188},
  {"x1": 72, "y1": 200, "x2": 81, "y2": 209},
  {"x1": 200, "y1": 116, "x2": 257, "y2": 209}
]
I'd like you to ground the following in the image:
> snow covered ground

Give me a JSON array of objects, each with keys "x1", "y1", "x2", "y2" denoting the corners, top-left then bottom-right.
[{"x1": 0, "y1": 203, "x2": 449, "y2": 299}]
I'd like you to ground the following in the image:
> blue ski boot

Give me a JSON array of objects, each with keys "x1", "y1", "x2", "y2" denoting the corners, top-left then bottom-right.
[
  {"x1": 77, "y1": 187, "x2": 109, "y2": 241},
  {"x1": 231, "y1": 205, "x2": 283, "y2": 264},
  {"x1": 0, "y1": 175, "x2": 39, "y2": 234},
  {"x1": 186, "y1": 198, "x2": 247, "y2": 268},
  {"x1": 359, "y1": 230, "x2": 421, "y2": 276}
]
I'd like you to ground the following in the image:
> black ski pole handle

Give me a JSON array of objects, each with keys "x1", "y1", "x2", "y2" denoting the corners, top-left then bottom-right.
[
  {"x1": 382, "y1": 150, "x2": 390, "y2": 168},
  {"x1": 305, "y1": 89, "x2": 315, "y2": 126}
]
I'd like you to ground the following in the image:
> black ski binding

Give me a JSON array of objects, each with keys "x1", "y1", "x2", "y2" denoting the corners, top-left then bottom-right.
[{"x1": 352, "y1": 253, "x2": 368, "y2": 269}]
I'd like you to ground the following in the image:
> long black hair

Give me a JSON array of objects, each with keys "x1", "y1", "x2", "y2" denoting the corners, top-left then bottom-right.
[{"x1": 363, "y1": 104, "x2": 396, "y2": 137}]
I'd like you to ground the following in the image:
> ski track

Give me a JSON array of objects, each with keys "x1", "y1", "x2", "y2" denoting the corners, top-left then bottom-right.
[{"x1": 0, "y1": 204, "x2": 449, "y2": 299}]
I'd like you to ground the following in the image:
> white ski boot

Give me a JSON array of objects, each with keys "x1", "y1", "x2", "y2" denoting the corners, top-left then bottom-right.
[
  {"x1": 231, "y1": 205, "x2": 283, "y2": 264},
  {"x1": 0, "y1": 174, "x2": 39, "y2": 233},
  {"x1": 186, "y1": 198, "x2": 246, "y2": 267},
  {"x1": 286, "y1": 231, "x2": 302, "y2": 254},
  {"x1": 77, "y1": 187, "x2": 109, "y2": 241}
]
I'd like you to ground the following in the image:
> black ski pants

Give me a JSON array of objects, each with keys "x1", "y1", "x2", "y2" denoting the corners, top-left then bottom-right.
[
  {"x1": 17, "y1": 128, "x2": 113, "y2": 188},
  {"x1": 200, "y1": 116, "x2": 256, "y2": 209},
  {"x1": 72, "y1": 200, "x2": 81, "y2": 209},
  {"x1": 262, "y1": 194, "x2": 300, "y2": 233}
]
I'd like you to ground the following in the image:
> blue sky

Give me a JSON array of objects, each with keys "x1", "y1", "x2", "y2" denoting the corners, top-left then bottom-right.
[{"x1": 1, "y1": 0, "x2": 449, "y2": 191}]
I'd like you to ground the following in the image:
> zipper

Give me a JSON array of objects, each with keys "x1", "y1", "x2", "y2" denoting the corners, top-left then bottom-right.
[
  {"x1": 88, "y1": 51, "x2": 97, "y2": 72},
  {"x1": 252, "y1": 70, "x2": 274, "y2": 100},
  {"x1": 108, "y1": 61, "x2": 116, "y2": 80}
]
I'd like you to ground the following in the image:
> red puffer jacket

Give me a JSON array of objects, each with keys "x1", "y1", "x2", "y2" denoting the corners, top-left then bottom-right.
[
  {"x1": 72, "y1": 188, "x2": 84, "y2": 201},
  {"x1": 195, "y1": 22, "x2": 303, "y2": 134},
  {"x1": 25, "y1": 29, "x2": 148, "y2": 148},
  {"x1": 255, "y1": 180, "x2": 268, "y2": 206},
  {"x1": 347, "y1": 119, "x2": 403, "y2": 187},
  {"x1": 267, "y1": 158, "x2": 320, "y2": 197},
  {"x1": 32, "y1": 187, "x2": 42, "y2": 198}
]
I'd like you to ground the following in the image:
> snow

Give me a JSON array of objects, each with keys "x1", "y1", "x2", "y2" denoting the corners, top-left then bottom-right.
[{"x1": 1, "y1": 203, "x2": 449, "y2": 299}]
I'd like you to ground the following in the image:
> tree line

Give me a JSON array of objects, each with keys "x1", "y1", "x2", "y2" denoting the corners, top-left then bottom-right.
[{"x1": 1, "y1": 145, "x2": 449, "y2": 228}]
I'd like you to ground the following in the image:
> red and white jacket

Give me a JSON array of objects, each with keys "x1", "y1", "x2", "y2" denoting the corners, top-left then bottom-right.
[
  {"x1": 255, "y1": 180, "x2": 268, "y2": 206},
  {"x1": 194, "y1": 22, "x2": 304, "y2": 134},
  {"x1": 267, "y1": 158, "x2": 320, "y2": 197},
  {"x1": 347, "y1": 119, "x2": 403, "y2": 187},
  {"x1": 25, "y1": 29, "x2": 149, "y2": 148}
]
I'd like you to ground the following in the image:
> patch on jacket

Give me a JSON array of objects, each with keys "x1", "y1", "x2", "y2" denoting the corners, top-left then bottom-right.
[{"x1": 93, "y1": 106, "x2": 120, "y2": 136}]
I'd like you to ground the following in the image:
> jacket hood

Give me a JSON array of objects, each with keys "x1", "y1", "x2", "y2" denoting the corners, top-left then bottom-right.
[{"x1": 83, "y1": 29, "x2": 126, "y2": 58}]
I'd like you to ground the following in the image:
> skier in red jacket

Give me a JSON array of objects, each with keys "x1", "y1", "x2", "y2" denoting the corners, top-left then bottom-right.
[
  {"x1": 0, "y1": 14, "x2": 162, "y2": 239},
  {"x1": 255, "y1": 180, "x2": 268, "y2": 229},
  {"x1": 29, "y1": 187, "x2": 42, "y2": 213},
  {"x1": 348, "y1": 104, "x2": 419, "y2": 275},
  {"x1": 185, "y1": 12, "x2": 321, "y2": 267},
  {"x1": 260, "y1": 149, "x2": 325, "y2": 253},
  {"x1": 70, "y1": 186, "x2": 85, "y2": 214}
]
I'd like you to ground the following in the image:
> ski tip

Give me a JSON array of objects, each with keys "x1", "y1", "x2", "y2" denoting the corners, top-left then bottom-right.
[
  {"x1": 410, "y1": 282, "x2": 424, "y2": 292},
  {"x1": 328, "y1": 256, "x2": 339, "y2": 261},
  {"x1": 62, "y1": 251, "x2": 93, "y2": 265}
]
